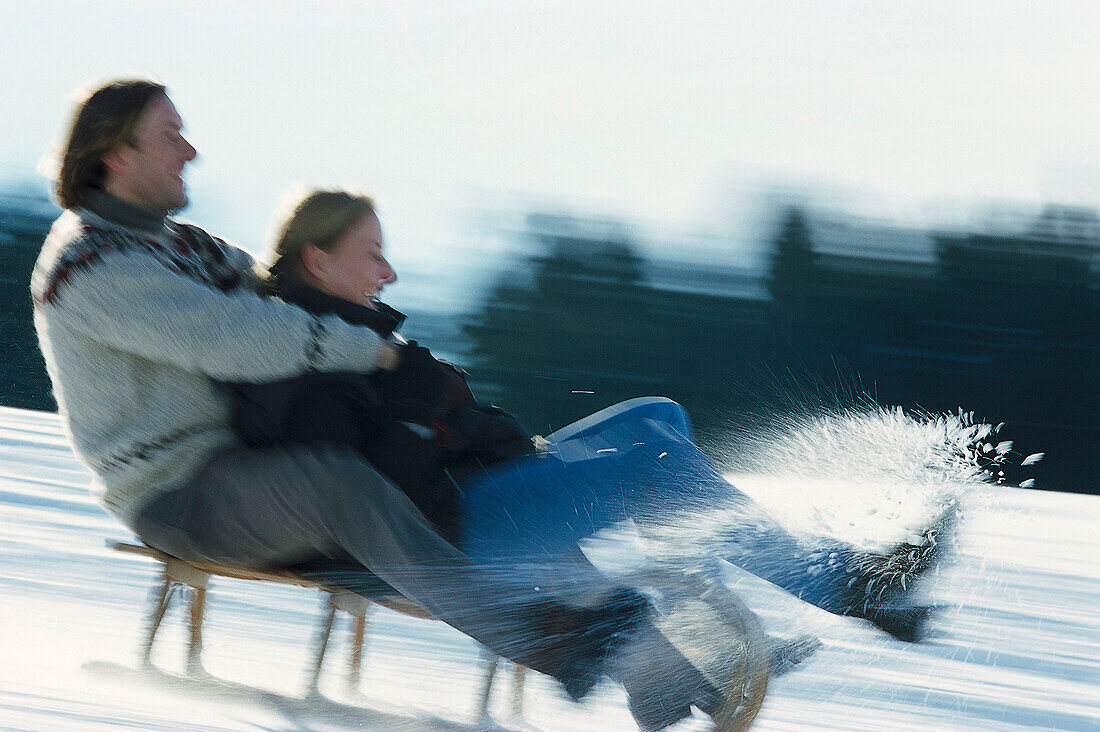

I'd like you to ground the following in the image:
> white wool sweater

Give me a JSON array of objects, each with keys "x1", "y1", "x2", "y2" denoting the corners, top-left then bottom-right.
[{"x1": 32, "y1": 205, "x2": 389, "y2": 527}]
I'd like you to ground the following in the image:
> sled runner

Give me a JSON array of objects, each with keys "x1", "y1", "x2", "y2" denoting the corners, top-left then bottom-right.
[
  {"x1": 110, "y1": 541, "x2": 778, "y2": 730},
  {"x1": 110, "y1": 541, "x2": 527, "y2": 720}
]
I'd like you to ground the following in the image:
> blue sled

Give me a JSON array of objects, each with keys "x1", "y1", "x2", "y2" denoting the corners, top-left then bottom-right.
[{"x1": 460, "y1": 397, "x2": 743, "y2": 564}]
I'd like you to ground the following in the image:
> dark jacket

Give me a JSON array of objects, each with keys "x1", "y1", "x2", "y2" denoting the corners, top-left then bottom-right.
[{"x1": 228, "y1": 278, "x2": 532, "y2": 542}]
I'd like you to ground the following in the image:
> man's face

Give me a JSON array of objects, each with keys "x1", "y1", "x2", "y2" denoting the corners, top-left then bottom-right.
[{"x1": 103, "y1": 93, "x2": 197, "y2": 214}]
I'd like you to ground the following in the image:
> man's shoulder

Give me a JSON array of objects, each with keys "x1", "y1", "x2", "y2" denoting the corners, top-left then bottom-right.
[
  {"x1": 34, "y1": 210, "x2": 251, "y2": 305},
  {"x1": 41, "y1": 209, "x2": 97, "y2": 254},
  {"x1": 33, "y1": 210, "x2": 129, "y2": 304},
  {"x1": 64, "y1": 208, "x2": 253, "y2": 270},
  {"x1": 40, "y1": 209, "x2": 162, "y2": 269}
]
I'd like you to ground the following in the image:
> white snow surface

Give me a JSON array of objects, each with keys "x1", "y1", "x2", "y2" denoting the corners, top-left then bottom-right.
[{"x1": 1, "y1": 405, "x2": 1097, "y2": 731}]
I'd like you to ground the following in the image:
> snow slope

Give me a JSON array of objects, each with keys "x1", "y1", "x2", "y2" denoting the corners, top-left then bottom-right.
[{"x1": 1, "y1": 405, "x2": 1097, "y2": 731}]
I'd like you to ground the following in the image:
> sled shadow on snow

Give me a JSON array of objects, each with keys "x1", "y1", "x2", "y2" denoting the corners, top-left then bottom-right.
[{"x1": 82, "y1": 660, "x2": 523, "y2": 732}]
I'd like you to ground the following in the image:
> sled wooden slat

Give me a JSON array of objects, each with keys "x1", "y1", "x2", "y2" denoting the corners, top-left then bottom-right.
[
  {"x1": 109, "y1": 540, "x2": 524, "y2": 719},
  {"x1": 113, "y1": 541, "x2": 321, "y2": 585}
]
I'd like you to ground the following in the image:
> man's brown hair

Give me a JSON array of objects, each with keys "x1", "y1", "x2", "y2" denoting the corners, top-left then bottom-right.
[{"x1": 55, "y1": 79, "x2": 167, "y2": 210}]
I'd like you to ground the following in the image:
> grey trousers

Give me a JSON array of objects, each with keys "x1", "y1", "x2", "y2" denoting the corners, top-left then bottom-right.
[{"x1": 132, "y1": 442, "x2": 598, "y2": 666}]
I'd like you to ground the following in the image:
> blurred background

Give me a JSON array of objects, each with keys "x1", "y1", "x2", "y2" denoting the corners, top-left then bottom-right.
[{"x1": 2, "y1": 1, "x2": 1096, "y2": 493}]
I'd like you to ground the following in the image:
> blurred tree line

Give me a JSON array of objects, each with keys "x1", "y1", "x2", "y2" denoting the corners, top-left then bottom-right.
[
  {"x1": 462, "y1": 206, "x2": 1098, "y2": 494},
  {"x1": 0, "y1": 186, "x2": 57, "y2": 412},
  {"x1": 461, "y1": 214, "x2": 777, "y2": 437},
  {"x1": 1, "y1": 188, "x2": 1096, "y2": 493}
]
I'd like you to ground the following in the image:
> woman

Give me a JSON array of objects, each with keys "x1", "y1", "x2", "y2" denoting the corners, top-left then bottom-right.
[
  {"x1": 234, "y1": 187, "x2": 947, "y2": 647},
  {"x1": 230, "y1": 190, "x2": 753, "y2": 721},
  {"x1": 229, "y1": 189, "x2": 533, "y2": 543}
]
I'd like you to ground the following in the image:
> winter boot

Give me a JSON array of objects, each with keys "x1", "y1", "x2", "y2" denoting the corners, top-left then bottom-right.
[
  {"x1": 612, "y1": 571, "x2": 775, "y2": 731},
  {"x1": 518, "y1": 586, "x2": 653, "y2": 701},
  {"x1": 615, "y1": 623, "x2": 717, "y2": 731},
  {"x1": 841, "y1": 509, "x2": 955, "y2": 640}
]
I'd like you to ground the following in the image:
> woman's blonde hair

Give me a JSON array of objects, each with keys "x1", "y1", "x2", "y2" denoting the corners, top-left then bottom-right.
[{"x1": 262, "y1": 187, "x2": 377, "y2": 290}]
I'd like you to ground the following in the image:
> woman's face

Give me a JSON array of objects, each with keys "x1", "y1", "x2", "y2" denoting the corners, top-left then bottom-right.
[{"x1": 308, "y1": 211, "x2": 396, "y2": 306}]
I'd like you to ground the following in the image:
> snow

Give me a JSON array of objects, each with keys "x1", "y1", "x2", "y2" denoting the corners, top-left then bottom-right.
[{"x1": 1, "y1": 405, "x2": 1097, "y2": 731}]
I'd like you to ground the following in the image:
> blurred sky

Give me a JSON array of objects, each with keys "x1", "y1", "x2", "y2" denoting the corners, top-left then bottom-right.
[{"x1": 2, "y1": 0, "x2": 1097, "y2": 307}]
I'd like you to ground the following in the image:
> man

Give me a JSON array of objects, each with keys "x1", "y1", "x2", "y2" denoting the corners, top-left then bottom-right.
[{"x1": 33, "y1": 78, "x2": 726, "y2": 729}]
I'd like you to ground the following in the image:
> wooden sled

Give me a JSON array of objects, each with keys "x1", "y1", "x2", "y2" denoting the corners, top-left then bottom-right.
[{"x1": 110, "y1": 541, "x2": 526, "y2": 720}]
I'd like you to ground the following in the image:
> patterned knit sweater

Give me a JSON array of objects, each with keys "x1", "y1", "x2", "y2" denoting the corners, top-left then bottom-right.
[{"x1": 32, "y1": 199, "x2": 390, "y2": 527}]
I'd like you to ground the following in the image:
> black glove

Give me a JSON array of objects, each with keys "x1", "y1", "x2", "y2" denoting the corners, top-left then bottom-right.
[{"x1": 372, "y1": 343, "x2": 468, "y2": 423}]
